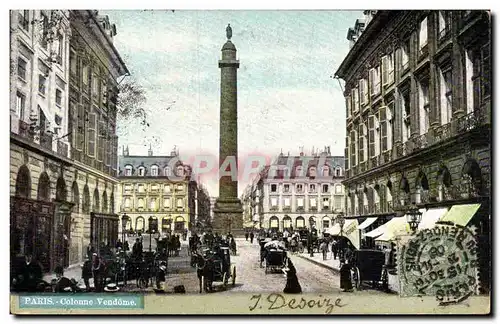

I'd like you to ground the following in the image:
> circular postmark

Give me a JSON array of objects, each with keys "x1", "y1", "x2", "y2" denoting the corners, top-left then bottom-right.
[{"x1": 399, "y1": 223, "x2": 479, "y2": 305}]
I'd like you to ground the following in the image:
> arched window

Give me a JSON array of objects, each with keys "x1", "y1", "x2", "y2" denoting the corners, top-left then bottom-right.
[
  {"x1": 295, "y1": 166, "x2": 303, "y2": 177},
  {"x1": 137, "y1": 198, "x2": 144, "y2": 209},
  {"x1": 138, "y1": 166, "x2": 145, "y2": 176},
  {"x1": 151, "y1": 165, "x2": 159, "y2": 176},
  {"x1": 309, "y1": 216, "x2": 317, "y2": 228},
  {"x1": 93, "y1": 188, "x2": 100, "y2": 212},
  {"x1": 322, "y1": 166, "x2": 329, "y2": 177},
  {"x1": 56, "y1": 177, "x2": 67, "y2": 201},
  {"x1": 322, "y1": 216, "x2": 330, "y2": 229},
  {"x1": 15, "y1": 165, "x2": 31, "y2": 198},
  {"x1": 37, "y1": 172, "x2": 51, "y2": 201},
  {"x1": 309, "y1": 166, "x2": 317, "y2": 177},
  {"x1": 124, "y1": 165, "x2": 133, "y2": 176},
  {"x1": 296, "y1": 216, "x2": 305, "y2": 228},
  {"x1": 335, "y1": 167, "x2": 342, "y2": 177},
  {"x1": 269, "y1": 216, "x2": 279, "y2": 229},
  {"x1": 82, "y1": 185, "x2": 90, "y2": 213},
  {"x1": 102, "y1": 191, "x2": 108, "y2": 213},
  {"x1": 110, "y1": 191, "x2": 115, "y2": 214},
  {"x1": 283, "y1": 215, "x2": 292, "y2": 229},
  {"x1": 136, "y1": 217, "x2": 145, "y2": 231},
  {"x1": 164, "y1": 166, "x2": 172, "y2": 176},
  {"x1": 72, "y1": 182, "x2": 79, "y2": 213},
  {"x1": 176, "y1": 166, "x2": 184, "y2": 176}
]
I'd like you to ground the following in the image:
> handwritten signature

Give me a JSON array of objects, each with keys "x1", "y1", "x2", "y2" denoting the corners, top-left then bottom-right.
[{"x1": 249, "y1": 293, "x2": 345, "y2": 314}]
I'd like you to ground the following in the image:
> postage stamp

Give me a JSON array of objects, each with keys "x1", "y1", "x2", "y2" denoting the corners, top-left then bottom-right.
[{"x1": 8, "y1": 8, "x2": 491, "y2": 316}]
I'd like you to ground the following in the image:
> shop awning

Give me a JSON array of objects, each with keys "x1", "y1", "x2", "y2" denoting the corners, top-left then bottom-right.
[
  {"x1": 326, "y1": 224, "x2": 341, "y2": 235},
  {"x1": 417, "y1": 207, "x2": 449, "y2": 230},
  {"x1": 439, "y1": 203, "x2": 481, "y2": 226},
  {"x1": 326, "y1": 220, "x2": 360, "y2": 249},
  {"x1": 374, "y1": 216, "x2": 409, "y2": 242},
  {"x1": 358, "y1": 217, "x2": 378, "y2": 230}
]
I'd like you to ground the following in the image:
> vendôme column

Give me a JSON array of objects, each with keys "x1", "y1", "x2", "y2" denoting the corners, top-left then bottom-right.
[{"x1": 213, "y1": 24, "x2": 243, "y2": 235}]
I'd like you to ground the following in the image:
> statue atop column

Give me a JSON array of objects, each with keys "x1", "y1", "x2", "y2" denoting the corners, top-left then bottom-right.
[{"x1": 226, "y1": 24, "x2": 232, "y2": 40}]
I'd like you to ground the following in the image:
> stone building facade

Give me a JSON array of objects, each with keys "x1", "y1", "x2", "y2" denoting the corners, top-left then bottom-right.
[
  {"x1": 242, "y1": 148, "x2": 346, "y2": 234},
  {"x1": 117, "y1": 147, "x2": 197, "y2": 235},
  {"x1": 10, "y1": 10, "x2": 128, "y2": 272},
  {"x1": 335, "y1": 10, "x2": 491, "y2": 292}
]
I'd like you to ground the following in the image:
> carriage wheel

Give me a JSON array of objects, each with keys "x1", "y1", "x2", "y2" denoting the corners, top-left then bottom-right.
[
  {"x1": 231, "y1": 266, "x2": 236, "y2": 286},
  {"x1": 137, "y1": 277, "x2": 148, "y2": 289},
  {"x1": 350, "y1": 266, "x2": 360, "y2": 290},
  {"x1": 222, "y1": 272, "x2": 228, "y2": 288}
]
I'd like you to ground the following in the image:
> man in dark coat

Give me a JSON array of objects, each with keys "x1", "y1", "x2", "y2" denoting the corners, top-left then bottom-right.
[
  {"x1": 283, "y1": 258, "x2": 302, "y2": 294},
  {"x1": 12, "y1": 253, "x2": 43, "y2": 292},
  {"x1": 81, "y1": 257, "x2": 93, "y2": 291},
  {"x1": 132, "y1": 238, "x2": 143, "y2": 260},
  {"x1": 91, "y1": 253, "x2": 106, "y2": 292},
  {"x1": 245, "y1": 231, "x2": 249, "y2": 241},
  {"x1": 249, "y1": 231, "x2": 254, "y2": 244},
  {"x1": 87, "y1": 242, "x2": 95, "y2": 260}
]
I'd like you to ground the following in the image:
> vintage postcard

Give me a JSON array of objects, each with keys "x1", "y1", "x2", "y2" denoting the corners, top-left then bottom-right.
[{"x1": 8, "y1": 8, "x2": 491, "y2": 315}]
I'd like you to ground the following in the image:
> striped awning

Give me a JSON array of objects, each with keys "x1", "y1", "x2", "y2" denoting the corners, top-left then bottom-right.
[
  {"x1": 358, "y1": 217, "x2": 378, "y2": 230},
  {"x1": 439, "y1": 203, "x2": 481, "y2": 226}
]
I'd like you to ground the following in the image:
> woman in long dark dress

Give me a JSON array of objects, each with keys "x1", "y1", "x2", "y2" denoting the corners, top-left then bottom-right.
[
  {"x1": 283, "y1": 258, "x2": 302, "y2": 294},
  {"x1": 339, "y1": 258, "x2": 353, "y2": 292}
]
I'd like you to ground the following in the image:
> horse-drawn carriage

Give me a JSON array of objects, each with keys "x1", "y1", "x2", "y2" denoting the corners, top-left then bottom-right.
[
  {"x1": 264, "y1": 249, "x2": 287, "y2": 274},
  {"x1": 193, "y1": 245, "x2": 236, "y2": 293},
  {"x1": 348, "y1": 249, "x2": 389, "y2": 291}
]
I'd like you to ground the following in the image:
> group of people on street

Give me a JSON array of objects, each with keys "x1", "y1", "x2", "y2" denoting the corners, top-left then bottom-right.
[{"x1": 244, "y1": 230, "x2": 255, "y2": 243}]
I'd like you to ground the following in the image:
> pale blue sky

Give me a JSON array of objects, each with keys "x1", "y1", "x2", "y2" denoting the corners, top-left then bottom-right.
[{"x1": 102, "y1": 10, "x2": 363, "y2": 196}]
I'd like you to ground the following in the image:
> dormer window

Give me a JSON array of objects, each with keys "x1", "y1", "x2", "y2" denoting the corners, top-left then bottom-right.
[
  {"x1": 309, "y1": 167, "x2": 317, "y2": 177},
  {"x1": 322, "y1": 166, "x2": 329, "y2": 177},
  {"x1": 151, "y1": 165, "x2": 158, "y2": 176},
  {"x1": 138, "y1": 167, "x2": 145, "y2": 176},
  {"x1": 176, "y1": 166, "x2": 184, "y2": 176},
  {"x1": 164, "y1": 166, "x2": 171, "y2": 177},
  {"x1": 124, "y1": 165, "x2": 132, "y2": 176},
  {"x1": 336, "y1": 167, "x2": 342, "y2": 177},
  {"x1": 295, "y1": 166, "x2": 303, "y2": 177}
]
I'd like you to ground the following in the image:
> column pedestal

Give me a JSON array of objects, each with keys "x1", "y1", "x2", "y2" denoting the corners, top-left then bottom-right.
[{"x1": 212, "y1": 197, "x2": 244, "y2": 236}]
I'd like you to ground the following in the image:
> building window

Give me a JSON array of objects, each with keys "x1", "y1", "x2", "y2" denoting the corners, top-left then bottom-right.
[
  {"x1": 138, "y1": 184, "x2": 145, "y2": 193},
  {"x1": 350, "y1": 130, "x2": 357, "y2": 167},
  {"x1": 176, "y1": 198, "x2": 183, "y2": 208},
  {"x1": 309, "y1": 184, "x2": 316, "y2": 193},
  {"x1": 164, "y1": 166, "x2": 171, "y2": 176},
  {"x1": 164, "y1": 198, "x2": 171, "y2": 208},
  {"x1": 271, "y1": 184, "x2": 277, "y2": 193},
  {"x1": 368, "y1": 114, "x2": 379, "y2": 157},
  {"x1": 124, "y1": 184, "x2": 132, "y2": 193},
  {"x1": 296, "y1": 184, "x2": 303, "y2": 193},
  {"x1": 137, "y1": 198, "x2": 144, "y2": 209},
  {"x1": 309, "y1": 167, "x2": 317, "y2": 177},
  {"x1": 55, "y1": 89, "x2": 62, "y2": 107},
  {"x1": 382, "y1": 52, "x2": 394, "y2": 85},
  {"x1": 138, "y1": 167, "x2": 145, "y2": 176},
  {"x1": 359, "y1": 79, "x2": 368, "y2": 105},
  {"x1": 124, "y1": 198, "x2": 131, "y2": 208},
  {"x1": 70, "y1": 51, "x2": 77, "y2": 76},
  {"x1": 86, "y1": 113, "x2": 96, "y2": 157},
  {"x1": 401, "y1": 90, "x2": 411, "y2": 142},
  {"x1": 481, "y1": 43, "x2": 491, "y2": 100},
  {"x1": 323, "y1": 197, "x2": 330, "y2": 208},
  {"x1": 335, "y1": 184, "x2": 343, "y2": 194},
  {"x1": 400, "y1": 40, "x2": 410, "y2": 72},
  {"x1": 38, "y1": 74, "x2": 47, "y2": 96},
  {"x1": 92, "y1": 73, "x2": 100, "y2": 99},
  {"x1": 439, "y1": 68, "x2": 453, "y2": 125},
  {"x1": 124, "y1": 165, "x2": 132, "y2": 176},
  {"x1": 335, "y1": 167, "x2": 341, "y2": 177},
  {"x1": 380, "y1": 104, "x2": 393, "y2": 152},
  {"x1": 16, "y1": 91, "x2": 25, "y2": 119},
  {"x1": 322, "y1": 166, "x2": 329, "y2": 177},
  {"x1": 40, "y1": 12, "x2": 49, "y2": 49},
  {"x1": 369, "y1": 66, "x2": 381, "y2": 96},
  {"x1": 151, "y1": 165, "x2": 158, "y2": 176},
  {"x1": 151, "y1": 184, "x2": 159, "y2": 192},
  {"x1": 164, "y1": 185, "x2": 171, "y2": 193},
  {"x1": 438, "y1": 11, "x2": 451, "y2": 39},
  {"x1": 295, "y1": 166, "x2": 303, "y2": 177},
  {"x1": 56, "y1": 33, "x2": 63, "y2": 64},
  {"x1": 297, "y1": 197, "x2": 304, "y2": 208},
  {"x1": 418, "y1": 80, "x2": 430, "y2": 135},
  {"x1": 419, "y1": 17, "x2": 428, "y2": 53},
  {"x1": 283, "y1": 184, "x2": 290, "y2": 193},
  {"x1": 322, "y1": 184, "x2": 329, "y2": 193},
  {"x1": 18, "y1": 10, "x2": 30, "y2": 31},
  {"x1": 17, "y1": 57, "x2": 27, "y2": 81},
  {"x1": 346, "y1": 95, "x2": 352, "y2": 117},
  {"x1": 82, "y1": 64, "x2": 89, "y2": 85},
  {"x1": 176, "y1": 184, "x2": 183, "y2": 191},
  {"x1": 283, "y1": 197, "x2": 291, "y2": 207},
  {"x1": 352, "y1": 87, "x2": 360, "y2": 112},
  {"x1": 334, "y1": 196, "x2": 342, "y2": 209},
  {"x1": 150, "y1": 198, "x2": 156, "y2": 210},
  {"x1": 310, "y1": 198, "x2": 317, "y2": 208},
  {"x1": 358, "y1": 123, "x2": 367, "y2": 162},
  {"x1": 176, "y1": 166, "x2": 184, "y2": 176},
  {"x1": 270, "y1": 197, "x2": 278, "y2": 207}
]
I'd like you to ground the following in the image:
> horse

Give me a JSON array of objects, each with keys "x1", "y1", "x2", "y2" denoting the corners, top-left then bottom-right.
[{"x1": 192, "y1": 250, "x2": 214, "y2": 293}]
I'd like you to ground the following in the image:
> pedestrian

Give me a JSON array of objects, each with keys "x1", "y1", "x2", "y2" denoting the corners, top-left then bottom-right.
[
  {"x1": 320, "y1": 240, "x2": 328, "y2": 261},
  {"x1": 283, "y1": 258, "x2": 302, "y2": 294},
  {"x1": 249, "y1": 231, "x2": 254, "y2": 244},
  {"x1": 91, "y1": 253, "x2": 105, "y2": 292},
  {"x1": 245, "y1": 231, "x2": 249, "y2": 241},
  {"x1": 132, "y1": 238, "x2": 142, "y2": 260},
  {"x1": 81, "y1": 256, "x2": 92, "y2": 291},
  {"x1": 115, "y1": 239, "x2": 123, "y2": 250},
  {"x1": 339, "y1": 258, "x2": 353, "y2": 292},
  {"x1": 86, "y1": 242, "x2": 95, "y2": 260},
  {"x1": 332, "y1": 239, "x2": 338, "y2": 260},
  {"x1": 123, "y1": 240, "x2": 130, "y2": 252},
  {"x1": 12, "y1": 252, "x2": 43, "y2": 292}
]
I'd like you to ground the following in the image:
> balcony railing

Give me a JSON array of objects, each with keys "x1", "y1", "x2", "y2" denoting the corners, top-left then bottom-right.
[
  {"x1": 270, "y1": 206, "x2": 279, "y2": 211},
  {"x1": 283, "y1": 206, "x2": 291, "y2": 212},
  {"x1": 310, "y1": 206, "x2": 318, "y2": 212},
  {"x1": 322, "y1": 205, "x2": 330, "y2": 211},
  {"x1": 296, "y1": 206, "x2": 304, "y2": 212}
]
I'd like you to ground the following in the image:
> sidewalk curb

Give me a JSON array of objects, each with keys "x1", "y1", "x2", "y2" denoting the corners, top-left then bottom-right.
[{"x1": 296, "y1": 254, "x2": 340, "y2": 274}]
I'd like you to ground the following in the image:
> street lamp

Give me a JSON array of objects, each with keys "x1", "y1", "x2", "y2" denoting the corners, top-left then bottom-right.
[
  {"x1": 405, "y1": 204, "x2": 422, "y2": 233},
  {"x1": 148, "y1": 216, "x2": 154, "y2": 252},
  {"x1": 337, "y1": 212, "x2": 345, "y2": 259},
  {"x1": 121, "y1": 214, "x2": 129, "y2": 244}
]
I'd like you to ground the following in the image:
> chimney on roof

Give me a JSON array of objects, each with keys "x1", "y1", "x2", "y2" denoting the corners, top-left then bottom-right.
[
  {"x1": 124, "y1": 145, "x2": 129, "y2": 156},
  {"x1": 171, "y1": 145, "x2": 177, "y2": 156},
  {"x1": 148, "y1": 144, "x2": 153, "y2": 156}
]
